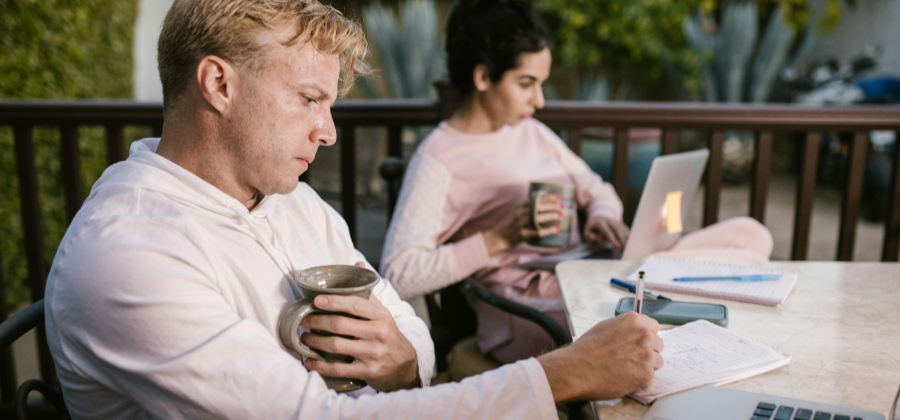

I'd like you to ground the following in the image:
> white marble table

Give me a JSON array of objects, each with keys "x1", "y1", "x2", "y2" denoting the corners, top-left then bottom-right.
[{"x1": 556, "y1": 260, "x2": 900, "y2": 420}]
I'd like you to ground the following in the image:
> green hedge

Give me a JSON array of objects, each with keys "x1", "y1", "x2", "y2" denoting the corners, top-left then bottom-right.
[{"x1": 0, "y1": 0, "x2": 138, "y2": 309}]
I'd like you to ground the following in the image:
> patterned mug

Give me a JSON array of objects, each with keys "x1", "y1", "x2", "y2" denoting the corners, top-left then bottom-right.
[{"x1": 527, "y1": 181, "x2": 576, "y2": 248}]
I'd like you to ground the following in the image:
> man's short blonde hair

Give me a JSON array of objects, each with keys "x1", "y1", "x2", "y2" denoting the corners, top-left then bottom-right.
[{"x1": 158, "y1": 0, "x2": 368, "y2": 109}]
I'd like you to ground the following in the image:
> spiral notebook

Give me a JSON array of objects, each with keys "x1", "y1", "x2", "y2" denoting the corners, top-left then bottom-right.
[
  {"x1": 624, "y1": 257, "x2": 798, "y2": 306},
  {"x1": 630, "y1": 320, "x2": 792, "y2": 404}
]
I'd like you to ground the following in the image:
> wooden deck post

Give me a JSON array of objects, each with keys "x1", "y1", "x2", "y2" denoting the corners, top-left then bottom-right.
[
  {"x1": 750, "y1": 131, "x2": 774, "y2": 223},
  {"x1": 836, "y1": 132, "x2": 868, "y2": 261},
  {"x1": 0, "y1": 248, "x2": 15, "y2": 402},
  {"x1": 792, "y1": 132, "x2": 821, "y2": 261},
  {"x1": 13, "y1": 125, "x2": 57, "y2": 386},
  {"x1": 60, "y1": 125, "x2": 84, "y2": 223},
  {"x1": 612, "y1": 128, "x2": 630, "y2": 205},
  {"x1": 882, "y1": 130, "x2": 900, "y2": 261},
  {"x1": 341, "y1": 126, "x2": 357, "y2": 244},
  {"x1": 703, "y1": 131, "x2": 725, "y2": 227}
]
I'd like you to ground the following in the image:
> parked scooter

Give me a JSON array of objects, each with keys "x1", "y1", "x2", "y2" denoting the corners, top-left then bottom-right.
[{"x1": 781, "y1": 46, "x2": 879, "y2": 106}]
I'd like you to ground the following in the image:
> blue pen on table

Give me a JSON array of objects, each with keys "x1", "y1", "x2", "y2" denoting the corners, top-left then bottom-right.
[
  {"x1": 610, "y1": 278, "x2": 672, "y2": 301},
  {"x1": 673, "y1": 274, "x2": 781, "y2": 282}
]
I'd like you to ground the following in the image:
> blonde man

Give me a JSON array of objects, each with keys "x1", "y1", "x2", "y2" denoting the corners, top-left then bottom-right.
[{"x1": 45, "y1": 0, "x2": 663, "y2": 418}]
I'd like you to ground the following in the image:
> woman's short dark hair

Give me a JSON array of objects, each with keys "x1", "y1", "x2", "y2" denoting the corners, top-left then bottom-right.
[{"x1": 445, "y1": 0, "x2": 551, "y2": 96}]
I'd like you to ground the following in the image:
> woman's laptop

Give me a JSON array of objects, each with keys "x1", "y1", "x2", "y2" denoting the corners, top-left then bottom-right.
[
  {"x1": 518, "y1": 149, "x2": 710, "y2": 269},
  {"x1": 641, "y1": 383, "x2": 899, "y2": 420},
  {"x1": 621, "y1": 149, "x2": 710, "y2": 261}
]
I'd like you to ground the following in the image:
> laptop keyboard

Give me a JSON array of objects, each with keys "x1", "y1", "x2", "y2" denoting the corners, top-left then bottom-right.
[{"x1": 752, "y1": 402, "x2": 862, "y2": 420}]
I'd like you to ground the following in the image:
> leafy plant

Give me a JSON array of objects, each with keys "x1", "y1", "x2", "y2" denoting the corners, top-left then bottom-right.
[{"x1": 0, "y1": 0, "x2": 137, "y2": 309}]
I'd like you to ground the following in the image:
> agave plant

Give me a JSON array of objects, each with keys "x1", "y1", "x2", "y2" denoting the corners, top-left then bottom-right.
[
  {"x1": 361, "y1": 0, "x2": 445, "y2": 99},
  {"x1": 682, "y1": 1, "x2": 815, "y2": 104},
  {"x1": 679, "y1": 1, "x2": 818, "y2": 181}
]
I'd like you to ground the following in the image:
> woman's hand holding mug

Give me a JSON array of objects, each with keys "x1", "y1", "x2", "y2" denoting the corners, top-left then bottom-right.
[{"x1": 482, "y1": 195, "x2": 562, "y2": 257}]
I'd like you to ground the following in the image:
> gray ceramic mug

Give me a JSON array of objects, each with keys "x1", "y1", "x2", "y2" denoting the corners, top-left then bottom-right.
[{"x1": 277, "y1": 265, "x2": 380, "y2": 393}]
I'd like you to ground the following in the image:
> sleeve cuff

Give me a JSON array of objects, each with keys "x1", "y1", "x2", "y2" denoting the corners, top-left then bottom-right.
[
  {"x1": 448, "y1": 233, "x2": 492, "y2": 281},
  {"x1": 415, "y1": 340, "x2": 434, "y2": 387},
  {"x1": 522, "y1": 358, "x2": 561, "y2": 418}
]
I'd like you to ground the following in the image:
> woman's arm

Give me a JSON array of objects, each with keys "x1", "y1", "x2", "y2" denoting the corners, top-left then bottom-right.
[{"x1": 380, "y1": 153, "x2": 492, "y2": 300}]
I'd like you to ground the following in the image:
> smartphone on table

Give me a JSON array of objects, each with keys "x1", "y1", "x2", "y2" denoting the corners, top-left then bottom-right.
[{"x1": 614, "y1": 298, "x2": 728, "y2": 327}]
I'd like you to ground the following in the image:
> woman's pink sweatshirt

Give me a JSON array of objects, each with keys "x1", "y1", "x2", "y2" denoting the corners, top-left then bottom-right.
[{"x1": 380, "y1": 119, "x2": 621, "y2": 350}]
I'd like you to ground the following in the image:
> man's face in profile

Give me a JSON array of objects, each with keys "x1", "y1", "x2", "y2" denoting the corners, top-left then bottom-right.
[{"x1": 226, "y1": 24, "x2": 340, "y2": 197}]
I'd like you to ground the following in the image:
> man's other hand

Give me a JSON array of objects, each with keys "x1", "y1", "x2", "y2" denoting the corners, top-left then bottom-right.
[
  {"x1": 299, "y1": 292, "x2": 420, "y2": 392},
  {"x1": 537, "y1": 312, "x2": 664, "y2": 403}
]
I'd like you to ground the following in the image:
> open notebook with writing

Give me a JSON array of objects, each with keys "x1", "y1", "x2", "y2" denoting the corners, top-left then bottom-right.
[
  {"x1": 631, "y1": 320, "x2": 791, "y2": 404},
  {"x1": 625, "y1": 257, "x2": 798, "y2": 306}
]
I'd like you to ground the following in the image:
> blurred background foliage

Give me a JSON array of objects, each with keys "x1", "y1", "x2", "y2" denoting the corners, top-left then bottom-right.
[
  {"x1": 536, "y1": 0, "x2": 855, "y2": 101},
  {"x1": 0, "y1": 0, "x2": 138, "y2": 308},
  {"x1": 335, "y1": 0, "x2": 855, "y2": 101}
]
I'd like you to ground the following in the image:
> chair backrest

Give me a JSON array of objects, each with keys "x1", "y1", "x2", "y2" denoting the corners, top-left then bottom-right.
[
  {"x1": 0, "y1": 300, "x2": 69, "y2": 420},
  {"x1": 424, "y1": 285, "x2": 477, "y2": 372}
]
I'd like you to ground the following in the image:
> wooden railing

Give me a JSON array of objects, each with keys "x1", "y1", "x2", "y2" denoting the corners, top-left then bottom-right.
[{"x1": 1, "y1": 99, "x2": 900, "y2": 398}]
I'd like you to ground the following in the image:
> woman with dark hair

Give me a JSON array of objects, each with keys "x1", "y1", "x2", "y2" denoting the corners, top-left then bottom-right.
[{"x1": 381, "y1": 0, "x2": 773, "y2": 363}]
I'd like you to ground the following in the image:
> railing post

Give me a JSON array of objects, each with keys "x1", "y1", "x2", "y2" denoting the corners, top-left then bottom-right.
[
  {"x1": 661, "y1": 130, "x2": 679, "y2": 155},
  {"x1": 612, "y1": 128, "x2": 629, "y2": 204},
  {"x1": 0, "y1": 248, "x2": 15, "y2": 403},
  {"x1": 836, "y1": 132, "x2": 868, "y2": 261},
  {"x1": 13, "y1": 125, "x2": 57, "y2": 386},
  {"x1": 384, "y1": 126, "x2": 404, "y2": 226},
  {"x1": 750, "y1": 131, "x2": 774, "y2": 223},
  {"x1": 341, "y1": 125, "x2": 357, "y2": 244},
  {"x1": 703, "y1": 131, "x2": 725, "y2": 227},
  {"x1": 60, "y1": 125, "x2": 84, "y2": 224},
  {"x1": 388, "y1": 125, "x2": 403, "y2": 159},
  {"x1": 882, "y1": 131, "x2": 900, "y2": 261},
  {"x1": 105, "y1": 124, "x2": 126, "y2": 165},
  {"x1": 152, "y1": 122, "x2": 163, "y2": 138},
  {"x1": 434, "y1": 79, "x2": 460, "y2": 120},
  {"x1": 567, "y1": 126, "x2": 583, "y2": 156},
  {"x1": 792, "y1": 132, "x2": 821, "y2": 261}
]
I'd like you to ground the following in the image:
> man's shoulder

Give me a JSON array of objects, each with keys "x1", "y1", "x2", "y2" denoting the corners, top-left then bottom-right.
[
  {"x1": 75, "y1": 182, "x2": 195, "y2": 236},
  {"x1": 58, "y1": 177, "x2": 211, "y2": 274}
]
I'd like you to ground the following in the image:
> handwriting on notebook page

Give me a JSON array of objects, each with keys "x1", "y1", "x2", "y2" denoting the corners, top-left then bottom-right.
[{"x1": 630, "y1": 320, "x2": 791, "y2": 404}]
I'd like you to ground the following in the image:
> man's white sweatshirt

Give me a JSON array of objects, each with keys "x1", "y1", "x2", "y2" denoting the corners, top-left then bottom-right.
[{"x1": 44, "y1": 138, "x2": 557, "y2": 419}]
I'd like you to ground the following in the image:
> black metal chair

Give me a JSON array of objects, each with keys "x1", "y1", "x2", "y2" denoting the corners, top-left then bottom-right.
[
  {"x1": 380, "y1": 157, "x2": 597, "y2": 420},
  {"x1": 0, "y1": 300, "x2": 69, "y2": 420}
]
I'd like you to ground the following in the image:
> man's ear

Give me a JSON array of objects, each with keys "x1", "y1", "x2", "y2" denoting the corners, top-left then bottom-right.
[
  {"x1": 196, "y1": 55, "x2": 235, "y2": 113},
  {"x1": 472, "y1": 64, "x2": 492, "y2": 92}
]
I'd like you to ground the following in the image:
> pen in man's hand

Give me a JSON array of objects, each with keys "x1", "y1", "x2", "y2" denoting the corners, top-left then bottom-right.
[{"x1": 634, "y1": 271, "x2": 645, "y2": 314}]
